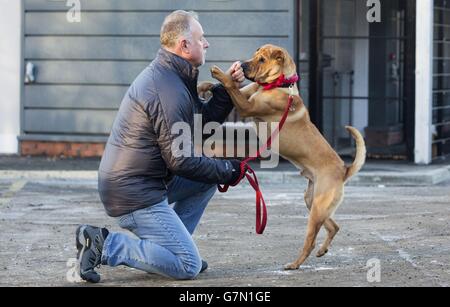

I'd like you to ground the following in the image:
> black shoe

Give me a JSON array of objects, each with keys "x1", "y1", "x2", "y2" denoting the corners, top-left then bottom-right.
[
  {"x1": 76, "y1": 225, "x2": 109, "y2": 283},
  {"x1": 200, "y1": 260, "x2": 208, "y2": 273}
]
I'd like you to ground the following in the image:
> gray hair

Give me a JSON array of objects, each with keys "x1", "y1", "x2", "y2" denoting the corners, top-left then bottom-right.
[{"x1": 160, "y1": 10, "x2": 199, "y2": 48}]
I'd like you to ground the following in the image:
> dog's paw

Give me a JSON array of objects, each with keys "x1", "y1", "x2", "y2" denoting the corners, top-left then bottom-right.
[
  {"x1": 197, "y1": 81, "x2": 215, "y2": 100},
  {"x1": 316, "y1": 248, "x2": 328, "y2": 258},
  {"x1": 283, "y1": 263, "x2": 299, "y2": 271},
  {"x1": 210, "y1": 65, "x2": 225, "y2": 80},
  {"x1": 211, "y1": 66, "x2": 234, "y2": 87}
]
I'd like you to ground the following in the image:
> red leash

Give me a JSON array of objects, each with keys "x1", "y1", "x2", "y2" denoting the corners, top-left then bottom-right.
[{"x1": 218, "y1": 94, "x2": 295, "y2": 234}]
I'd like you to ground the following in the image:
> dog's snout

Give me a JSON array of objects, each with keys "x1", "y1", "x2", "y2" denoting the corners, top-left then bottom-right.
[{"x1": 240, "y1": 62, "x2": 254, "y2": 81}]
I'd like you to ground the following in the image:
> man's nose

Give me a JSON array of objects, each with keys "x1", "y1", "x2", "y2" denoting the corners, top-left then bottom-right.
[{"x1": 204, "y1": 39, "x2": 209, "y2": 49}]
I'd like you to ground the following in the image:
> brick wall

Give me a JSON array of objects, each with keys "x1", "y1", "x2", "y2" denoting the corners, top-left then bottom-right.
[{"x1": 20, "y1": 141, "x2": 105, "y2": 158}]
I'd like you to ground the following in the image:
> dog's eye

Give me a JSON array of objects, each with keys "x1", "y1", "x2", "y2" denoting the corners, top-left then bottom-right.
[{"x1": 259, "y1": 57, "x2": 265, "y2": 63}]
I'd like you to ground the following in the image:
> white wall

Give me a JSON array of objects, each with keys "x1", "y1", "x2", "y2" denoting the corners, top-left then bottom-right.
[
  {"x1": 0, "y1": 0, "x2": 21, "y2": 154},
  {"x1": 415, "y1": 0, "x2": 433, "y2": 164}
]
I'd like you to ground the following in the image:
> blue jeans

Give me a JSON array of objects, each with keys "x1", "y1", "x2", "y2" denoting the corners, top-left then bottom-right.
[{"x1": 101, "y1": 176, "x2": 216, "y2": 280}]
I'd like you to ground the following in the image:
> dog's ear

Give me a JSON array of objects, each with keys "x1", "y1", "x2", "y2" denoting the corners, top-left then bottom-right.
[{"x1": 271, "y1": 49, "x2": 284, "y2": 63}]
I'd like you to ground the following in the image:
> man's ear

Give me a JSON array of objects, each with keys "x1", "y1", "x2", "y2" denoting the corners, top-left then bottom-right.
[{"x1": 180, "y1": 39, "x2": 190, "y2": 53}]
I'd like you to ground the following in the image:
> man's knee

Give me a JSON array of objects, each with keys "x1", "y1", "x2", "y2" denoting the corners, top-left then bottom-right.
[{"x1": 178, "y1": 257, "x2": 202, "y2": 280}]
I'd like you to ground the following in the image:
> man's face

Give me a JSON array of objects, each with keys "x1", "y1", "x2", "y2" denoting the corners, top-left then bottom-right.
[{"x1": 185, "y1": 19, "x2": 209, "y2": 67}]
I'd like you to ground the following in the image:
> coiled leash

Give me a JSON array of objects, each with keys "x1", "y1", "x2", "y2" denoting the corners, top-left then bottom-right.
[{"x1": 218, "y1": 74, "x2": 299, "y2": 234}]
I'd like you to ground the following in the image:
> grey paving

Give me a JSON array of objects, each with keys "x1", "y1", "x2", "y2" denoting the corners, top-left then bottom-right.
[{"x1": 0, "y1": 173, "x2": 449, "y2": 287}]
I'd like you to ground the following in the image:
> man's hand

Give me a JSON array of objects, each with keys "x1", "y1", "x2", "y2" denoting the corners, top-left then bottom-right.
[
  {"x1": 226, "y1": 159, "x2": 248, "y2": 186},
  {"x1": 226, "y1": 61, "x2": 245, "y2": 88}
]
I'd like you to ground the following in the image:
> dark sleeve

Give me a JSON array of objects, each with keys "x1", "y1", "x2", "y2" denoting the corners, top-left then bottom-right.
[
  {"x1": 154, "y1": 90, "x2": 234, "y2": 184},
  {"x1": 197, "y1": 84, "x2": 234, "y2": 124}
]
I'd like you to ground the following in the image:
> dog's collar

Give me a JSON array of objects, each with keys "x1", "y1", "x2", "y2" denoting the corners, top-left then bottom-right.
[{"x1": 257, "y1": 74, "x2": 300, "y2": 91}]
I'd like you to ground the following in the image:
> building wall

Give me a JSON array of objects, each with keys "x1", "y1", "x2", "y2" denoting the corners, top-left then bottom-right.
[
  {"x1": 0, "y1": 0, "x2": 22, "y2": 154},
  {"x1": 20, "y1": 0, "x2": 295, "y2": 156}
]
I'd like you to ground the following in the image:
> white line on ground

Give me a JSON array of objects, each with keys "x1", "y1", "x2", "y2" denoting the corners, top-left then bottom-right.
[{"x1": 0, "y1": 179, "x2": 28, "y2": 205}]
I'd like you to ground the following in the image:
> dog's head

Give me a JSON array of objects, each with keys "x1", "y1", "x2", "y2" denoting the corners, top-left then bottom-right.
[{"x1": 241, "y1": 44, "x2": 296, "y2": 84}]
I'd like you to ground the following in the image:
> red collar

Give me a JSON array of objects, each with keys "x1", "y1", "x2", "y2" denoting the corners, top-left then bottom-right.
[{"x1": 257, "y1": 74, "x2": 300, "y2": 91}]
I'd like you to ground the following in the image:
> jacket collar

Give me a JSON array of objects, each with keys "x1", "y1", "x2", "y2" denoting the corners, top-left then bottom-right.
[{"x1": 156, "y1": 48, "x2": 199, "y2": 82}]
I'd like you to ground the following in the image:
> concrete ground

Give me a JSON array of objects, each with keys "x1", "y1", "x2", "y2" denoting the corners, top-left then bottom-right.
[{"x1": 1, "y1": 158, "x2": 450, "y2": 287}]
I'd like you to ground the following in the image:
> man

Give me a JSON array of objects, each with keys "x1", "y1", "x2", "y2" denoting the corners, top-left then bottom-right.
[{"x1": 75, "y1": 10, "x2": 246, "y2": 283}]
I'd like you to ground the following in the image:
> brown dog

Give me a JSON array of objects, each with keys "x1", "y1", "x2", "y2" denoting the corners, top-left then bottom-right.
[{"x1": 202, "y1": 44, "x2": 366, "y2": 270}]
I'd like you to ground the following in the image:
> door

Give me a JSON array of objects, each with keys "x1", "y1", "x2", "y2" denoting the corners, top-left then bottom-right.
[{"x1": 308, "y1": 0, "x2": 415, "y2": 159}]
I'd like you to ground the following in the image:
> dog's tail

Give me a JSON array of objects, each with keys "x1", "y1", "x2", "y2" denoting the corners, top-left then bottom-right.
[{"x1": 344, "y1": 126, "x2": 366, "y2": 182}]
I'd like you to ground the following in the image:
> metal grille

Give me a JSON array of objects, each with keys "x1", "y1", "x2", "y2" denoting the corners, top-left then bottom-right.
[
  {"x1": 309, "y1": 0, "x2": 413, "y2": 157},
  {"x1": 433, "y1": 0, "x2": 450, "y2": 161}
]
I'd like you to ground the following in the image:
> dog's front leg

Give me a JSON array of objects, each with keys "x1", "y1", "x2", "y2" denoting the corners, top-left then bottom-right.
[
  {"x1": 197, "y1": 81, "x2": 215, "y2": 100},
  {"x1": 229, "y1": 83, "x2": 260, "y2": 118},
  {"x1": 211, "y1": 66, "x2": 258, "y2": 117}
]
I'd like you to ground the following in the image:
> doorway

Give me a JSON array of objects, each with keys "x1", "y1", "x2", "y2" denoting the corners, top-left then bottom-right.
[{"x1": 308, "y1": 0, "x2": 416, "y2": 159}]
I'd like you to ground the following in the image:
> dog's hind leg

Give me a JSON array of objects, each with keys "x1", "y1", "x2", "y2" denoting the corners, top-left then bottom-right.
[
  {"x1": 284, "y1": 181, "x2": 340, "y2": 270},
  {"x1": 316, "y1": 186, "x2": 343, "y2": 257},
  {"x1": 304, "y1": 180, "x2": 314, "y2": 211},
  {"x1": 316, "y1": 218, "x2": 340, "y2": 258},
  {"x1": 302, "y1": 170, "x2": 314, "y2": 211},
  {"x1": 284, "y1": 204, "x2": 326, "y2": 270}
]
